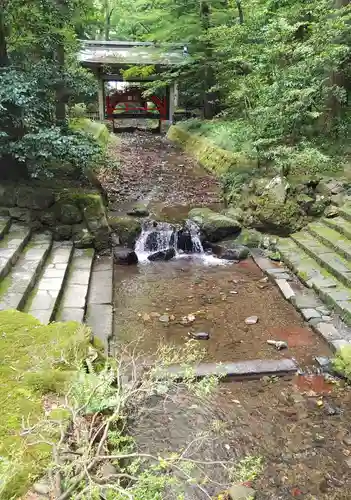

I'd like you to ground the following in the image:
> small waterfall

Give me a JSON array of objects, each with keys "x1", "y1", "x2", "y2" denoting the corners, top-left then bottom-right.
[{"x1": 134, "y1": 219, "x2": 205, "y2": 262}]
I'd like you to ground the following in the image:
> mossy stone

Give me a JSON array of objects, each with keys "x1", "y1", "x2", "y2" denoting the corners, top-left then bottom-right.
[
  {"x1": 249, "y1": 196, "x2": 304, "y2": 235},
  {"x1": 108, "y1": 216, "x2": 142, "y2": 246},
  {"x1": 58, "y1": 203, "x2": 83, "y2": 224},
  {"x1": 17, "y1": 186, "x2": 55, "y2": 210},
  {"x1": 188, "y1": 207, "x2": 241, "y2": 242},
  {"x1": 0, "y1": 184, "x2": 16, "y2": 207},
  {"x1": 53, "y1": 224, "x2": 72, "y2": 240},
  {"x1": 234, "y1": 228, "x2": 263, "y2": 248}
]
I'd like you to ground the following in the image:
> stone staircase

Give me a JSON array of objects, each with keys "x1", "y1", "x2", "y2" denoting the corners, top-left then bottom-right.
[
  {"x1": 277, "y1": 203, "x2": 351, "y2": 325},
  {"x1": 0, "y1": 217, "x2": 113, "y2": 349}
]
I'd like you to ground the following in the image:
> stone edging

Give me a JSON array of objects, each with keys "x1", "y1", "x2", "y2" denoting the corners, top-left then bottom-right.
[
  {"x1": 251, "y1": 249, "x2": 351, "y2": 353},
  {"x1": 167, "y1": 125, "x2": 257, "y2": 174}
]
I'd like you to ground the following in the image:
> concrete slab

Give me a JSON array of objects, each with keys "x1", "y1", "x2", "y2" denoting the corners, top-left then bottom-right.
[
  {"x1": 60, "y1": 284, "x2": 88, "y2": 309},
  {"x1": 88, "y1": 269, "x2": 113, "y2": 304},
  {"x1": 86, "y1": 303, "x2": 113, "y2": 351},
  {"x1": 60, "y1": 308, "x2": 85, "y2": 323},
  {"x1": 275, "y1": 279, "x2": 295, "y2": 300},
  {"x1": 0, "y1": 234, "x2": 52, "y2": 311},
  {"x1": 301, "y1": 308, "x2": 321, "y2": 321},
  {"x1": 155, "y1": 358, "x2": 298, "y2": 381},
  {"x1": 0, "y1": 225, "x2": 31, "y2": 278},
  {"x1": 28, "y1": 242, "x2": 73, "y2": 324}
]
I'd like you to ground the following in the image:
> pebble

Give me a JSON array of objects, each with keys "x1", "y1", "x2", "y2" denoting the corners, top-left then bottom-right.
[
  {"x1": 159, "y1": 314, "x2": 170, "y2": 323},
  {"x1": 345, "y1": 457, "x2": 351, "y2": 468},
  {"x1": 188, "y1": 332, "x2": 210, "y2": 340},
  {"x1": 228, "y1": 484, "x2": 256, "y2": 499},
  {"x1": 267, "y1": 339, "x2": 288, "y2": 350},
  {"x1": 245, "y1": 315, "x2": 258, "y2": 325},
  {"x1": 343, "y1": 435, "x2": 351, "y2": 446},
  {"x1": 33, "y1": 482, "x2": 50, "y2": 495},
  {"x1": 230, "y1": 290, "x2": 238, "y2": 294}
]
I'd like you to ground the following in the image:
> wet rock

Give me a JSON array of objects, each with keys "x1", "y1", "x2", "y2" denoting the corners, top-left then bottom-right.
[
  {"x1": 17, "y1": 186, "x2": 55, "y2": 210},
  {"x1": 188, "y1": 332, "x2": 210, "y2": 340},
  {"x1": 53, "y1": 224, "x2": 72, "y2": 240},
  {"x1": 108, "y1": 215, "x2": 142, "y2": 247},
  {"x1": 245, "y1": 315, "x2": 258, "y2": 325},
  {"x1": 113, "y1": 248, "x2": 138, "y2": 265},
  {"x1": 324, "y1": 205, "x2": 339, "y2": 218},
  {"x1": 308, "y1": 194, "x2": 329, "y2": 216},
  {"x1": 188, "y1": 207, "x2": 241, "y2": 242},
  {"x1": 220, "y1": 245, "x2": 250, "y2": 261},
  {"x1": 267, "y1": 339, "x2": 288, "y2": 350},
  {"x1": 127, "y1": 203, "x2": 149, "y2": 217},
  {"x1": 324, "y1": 401, "x2": 341, "y2": 416},
  {"x1": 145, "y1": 230, "x2": 159, "y2": 251},
  {"x1": 33, "y1": 481, "x2": 50, "y2": 495},
  {"x1": 229, "y1": 484, "x2": 256, "y2": 499},
  {"x1": 148, "y1": 248, "x2": 176, "y2": 261},
  {"x1": 177, "y1": 229, "x2": 193, "y2": 253},
  {"x1": 343, "y1": 435, "x2": 351, "y2": 446}
]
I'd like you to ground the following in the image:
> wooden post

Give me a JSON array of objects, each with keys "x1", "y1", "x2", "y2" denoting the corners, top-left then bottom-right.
[
  {"x1": 98, "y1": 70, "x2": 105, "y2": 122},
  {"x1": 168, "y1": 82, "x2": 176, "y2": 124}
]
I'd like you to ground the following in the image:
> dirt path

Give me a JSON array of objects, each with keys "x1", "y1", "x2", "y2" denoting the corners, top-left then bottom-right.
[{"x1": 100, "y1": 131, "x2": 221, "y2": 219}]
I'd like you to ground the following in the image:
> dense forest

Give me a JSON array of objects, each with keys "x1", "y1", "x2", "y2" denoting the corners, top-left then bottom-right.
[{"x1": 0, "y1": 0, "x2": 350, "y2": 181}]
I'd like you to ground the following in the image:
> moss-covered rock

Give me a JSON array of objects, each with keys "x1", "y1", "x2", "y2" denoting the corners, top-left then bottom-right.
[
  {"x1": 188, "y1": 207, "x2": 241, "y2": 242},
  {"x1": 0, "y1": 184, "x2": 16, "y2": 207},
  {"x1": 167, "y1": 125, "x2": 257, "y2": 175},
  {"x1": 222, "y1": 207, "x2": 245, "y2": 222},
  {"x1": 17, "y1": 186, "x2": 55, "y2": 210},
  {"x1": 53, "y1": 224, "x2": 72, "y2": 240},
  {"x1": 0, "y1": 310, "x2": 91, "y2": 499},
  {"x1": 234, "y1": 228, "x2": 263, "y2": 248},
  {"x1": 247, "y1": 197, "x2": 304, "y2": 235},
  {"x1": 57, "y1": 203, "x2": 83, "y2": 224},
  {"x1": 72, "y1": 224, "x2": 94, "y2": 248},
  {"x1": 108, "y1": 216, "x2": 142, "y2": 247}
]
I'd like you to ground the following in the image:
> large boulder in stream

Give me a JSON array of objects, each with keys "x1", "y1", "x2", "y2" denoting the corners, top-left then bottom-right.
[
  {"x1": 113, "y1": 247, "x2": 138, "y2": 265},
  {"x1": 108, "y1": 216, "x2": 142, "y2": 247},
  {"x1": 188, "y1": 207, "x2": 241, "y2": 243},
  {"x1": 220, "y1": 245, "x2": 250, "y2": 261},
  {"x1": 177, "y1": 229, "x2": 193, "y2": 253},
  {"x1": 148, "y1": 248, "x2": 176, "y2": 261}
]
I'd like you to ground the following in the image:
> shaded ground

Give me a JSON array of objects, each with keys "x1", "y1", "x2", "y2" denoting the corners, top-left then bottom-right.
[
  {"x1": 101, "y1": 131, "x2": 221, "y2": 220},
  {"x1": 132, "y1": 377, "x2": 351, "y2": 499},
  {"x1": 112, "y1": 257, "x2": 331, "y2": 366}
]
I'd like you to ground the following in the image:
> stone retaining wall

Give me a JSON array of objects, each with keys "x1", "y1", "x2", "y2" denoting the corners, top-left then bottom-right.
[
  {"x1": 0, "y1": 184, "x2": 110, "y2": 250},
  {"x1": 167, "y1": 125, "x2": 257, "y2": 174}
]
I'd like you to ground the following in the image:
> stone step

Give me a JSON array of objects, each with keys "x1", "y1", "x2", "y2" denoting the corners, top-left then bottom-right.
[
  {"x1": 323, "y1": 216, "x2": 351, "y2": 240},
  {"x1": 26, "y1": 242, "x2": 74, "y2": 324},
  {"x1": 277, "y1": 238, "x2": 351, "y2": 324},
  {"x1": 291, "y1": 230, "x2": 351, "y2": 288},
  {"x1": 86, "y1": 255, "x2": 113, "y2": 352},
  {"x1": 0, "y1": 217, "x2": 11, "y2": 240},
  {"x1": 57, "y1": 248, "x2": 95, "y2": 323},
  {"x1": 0, "y1": 232, "x2": 52, "y2": 311},
  {"x1": 0, "y1": 224, "x2": 31, "y2": 280},
  {"x1": 339, "y1": 204, "x2": 351, "y2": 222},
  {"x1": 307, "y1": 221, "x2": 351, "y2": 261}
]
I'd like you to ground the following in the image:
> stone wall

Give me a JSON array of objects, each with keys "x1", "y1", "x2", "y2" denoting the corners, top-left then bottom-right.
[
  {"x1": 0, "y1": 184, "x2": 110, "y2": 250},
  {"x1": 167, "y1": 125, "x2": 257, "y2": 174}
]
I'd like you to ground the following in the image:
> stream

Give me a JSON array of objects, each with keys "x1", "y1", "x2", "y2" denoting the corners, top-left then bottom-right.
[{"x1": 100, "y1": 131, "x2": 351, "y2": 499}]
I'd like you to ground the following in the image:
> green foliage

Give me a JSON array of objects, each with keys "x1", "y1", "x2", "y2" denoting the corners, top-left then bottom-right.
[
  {"x1": 332, "y1": 345, "x2": 351, "y2": 381},
  {"x1": 0, "y1": 0, "x2": 100, "y2": 179}
]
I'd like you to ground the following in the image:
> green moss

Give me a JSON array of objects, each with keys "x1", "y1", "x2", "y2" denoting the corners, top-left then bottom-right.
[
  {"x1": 108, "y1": 216, "x2": 142, "y2": 246},
  {"x1": 0, "y1": 310, "x2": 91, "y2": 499},
  {"x1": 249, "y1": 196, "x2": 304, "y2": 235},
  {"x1": 69, "y1": 118, "x2": 110, "y2": 148},
  {"x1": 167, "y1": 125, "x2": 257, "y2": 175}
]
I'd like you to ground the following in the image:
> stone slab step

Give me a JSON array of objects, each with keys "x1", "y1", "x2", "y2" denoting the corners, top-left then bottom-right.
[
  {"x1": 155, "y1": 358, "x2": 298, "y2": 381},
  {"x1": 323, "y1": 216, "x2": 351, "y2": 240},
  {"x1": 0, "y1": 224, "x2": 31, "y2": 280},
  {"x1": 86, "y1": 255, "x2": 113, "y2": 352},
  {"x1": 57, "y1": 248, "x2": 95, "y2": 323},
  {"x1": 0, "y1": 232, "x2": 52, "y2": 311},
  {"x1": 307, "y1": 221, "x2": 351, "y2": 261},
  {"x1": 0, "y1": 217, "x2": 11, "y2": 240},
  {"x1": 339, "y1": 204, "x2": 351, "y2": 222},
  {"x1": 291, "y1": 230, "x2": 351, "y2": 288},
  {"x1": 277, "y1": 238, "x2": 351, "y2": 324},
  {"x1": 27, "y1": 242, "x2": 74, "y2": 324}
]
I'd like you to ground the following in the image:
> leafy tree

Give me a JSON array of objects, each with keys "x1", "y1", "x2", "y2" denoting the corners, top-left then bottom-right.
[{"x1": 0, "y1": 0, "x2": 100, "y2": 180}]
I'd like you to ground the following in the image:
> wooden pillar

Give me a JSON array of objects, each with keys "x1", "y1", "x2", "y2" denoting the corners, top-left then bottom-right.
[
  {"x1": 97, "y1": 70, "x2": 105, "y2": 122},
  {"x1": 168, "y1": 82, "x2": 176, "y2": 124}
]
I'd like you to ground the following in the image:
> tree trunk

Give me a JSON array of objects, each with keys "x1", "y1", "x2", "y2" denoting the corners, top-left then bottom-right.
[
  {"x1": 55, "y1": 0, "x2": 67, "y2": 125},
  {"x1": 0, "y1": 9, "x2": 9, "y2": 67},
  {"x1": 236, "y1": 0, "x2": 244, "y2": 24}
]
